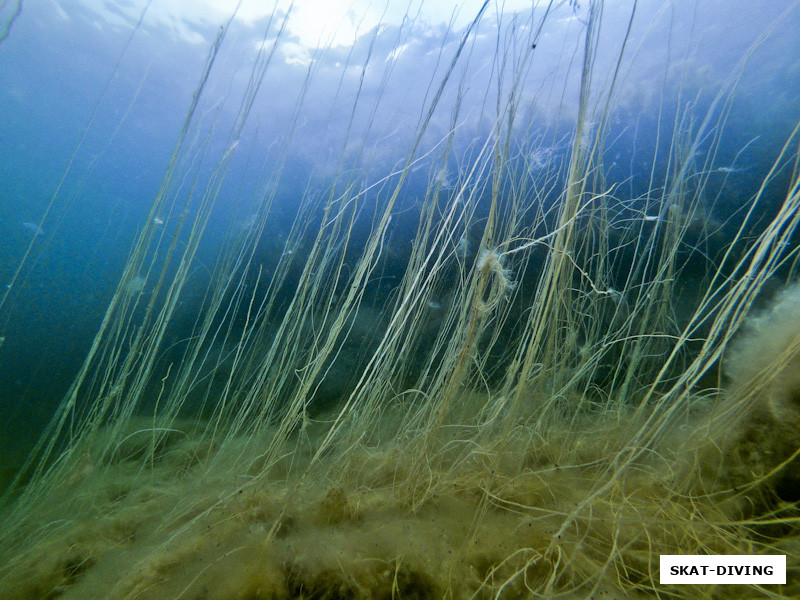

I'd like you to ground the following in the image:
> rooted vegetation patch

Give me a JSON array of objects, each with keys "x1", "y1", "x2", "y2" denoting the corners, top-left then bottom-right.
[{"x1": 1, "y1": 1, "x2": 799, "y2": 599}]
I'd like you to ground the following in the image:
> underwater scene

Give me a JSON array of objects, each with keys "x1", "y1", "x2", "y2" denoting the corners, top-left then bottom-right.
[{"x1": 1, "y1": 0, "x2": 800, "y2": 597}]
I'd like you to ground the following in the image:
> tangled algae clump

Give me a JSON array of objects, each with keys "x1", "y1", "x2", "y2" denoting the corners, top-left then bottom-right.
[{"x1": 1, "y1": 0, "x2": 800, "y2": 598}]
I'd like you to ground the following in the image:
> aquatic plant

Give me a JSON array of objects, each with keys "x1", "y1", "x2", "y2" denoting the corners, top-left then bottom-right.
[{"x1": 0, "y1": 0, "x2": 799, "y2": 598}]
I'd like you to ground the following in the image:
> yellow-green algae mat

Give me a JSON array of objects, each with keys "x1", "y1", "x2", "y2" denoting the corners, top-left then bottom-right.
[{"x1": 1, "y1": 405, "x2": 798, "y2": 600}]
